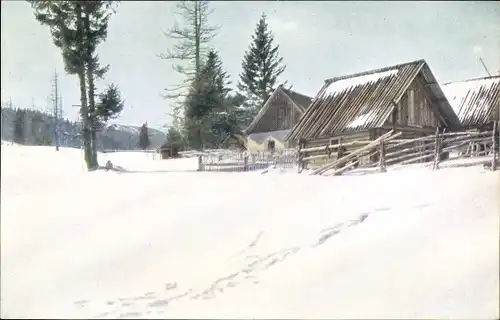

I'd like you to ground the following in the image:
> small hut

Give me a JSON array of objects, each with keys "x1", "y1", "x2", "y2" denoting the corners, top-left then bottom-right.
[{"x1": 158, "y1": 141, "x2": 182, "y2": 159}]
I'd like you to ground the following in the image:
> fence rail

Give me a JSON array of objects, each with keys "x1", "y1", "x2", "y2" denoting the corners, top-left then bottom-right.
[
  {"x1": 297, "y1": 122, "x2": 499, "y2": 176},
  {"x1": 102, "y1": 149, "x2": 158, "y2": 154},
  {"x1": 175, "y1": 123, "x2": 499, "y2": 175},
  {"x1": 198, "y1": 149, "x2": 298, "y2": 172}
]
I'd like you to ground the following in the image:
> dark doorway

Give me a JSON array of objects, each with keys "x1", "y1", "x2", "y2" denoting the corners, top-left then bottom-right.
[{"x1": 267, "y1": 140, "x2": 275, "y2": 153}]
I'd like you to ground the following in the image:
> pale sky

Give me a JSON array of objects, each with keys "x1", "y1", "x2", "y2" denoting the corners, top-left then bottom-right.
[{"x1": 1, "y1": 1, "x2": 499, "y2": 129}]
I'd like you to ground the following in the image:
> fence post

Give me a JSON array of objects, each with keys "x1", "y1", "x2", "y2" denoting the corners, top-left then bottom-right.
[
  {"x1": 433, "y1": 127, "x2": 441, "y2": 170},
  {"x1": 297, "y1": 140, "x2": 303, "y2": 173},
  {"x1": 197, "y1": 155, "x2": 203, "y2": 171},
  {"x1": 492, "y1": 120, "x2": 498, "y2": 171},
  {"x1": 379, "y1": 140, "x2": 386, "y2": 172},
  {"x1": 244, "y1": 153, "x2": 249, "y2": 172}
]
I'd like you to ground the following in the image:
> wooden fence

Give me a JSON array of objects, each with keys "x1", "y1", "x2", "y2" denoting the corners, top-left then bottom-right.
[
  {"x1": 298, "y1": 122, "x2": 499, "y2": 176},
  {"x1": 197, "y1": 149, "x2": 298, "y2": 172}
]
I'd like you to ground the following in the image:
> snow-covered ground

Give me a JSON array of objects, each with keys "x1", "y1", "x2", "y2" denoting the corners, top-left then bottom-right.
[{"x1": 1, "y1": 143, "x2": 499, "y2": 319}]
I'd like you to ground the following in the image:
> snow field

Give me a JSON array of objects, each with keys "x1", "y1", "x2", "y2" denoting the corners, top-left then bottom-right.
[{"x1": 1, "y1": 143, "x2": 498, "y2": 319}]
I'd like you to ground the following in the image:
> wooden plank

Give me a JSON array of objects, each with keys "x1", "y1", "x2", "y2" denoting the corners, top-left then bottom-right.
[
  {"x1": 441, "y1": 137, "x2": 492, "y2": 153},
  {"x1": 492, "y1": 120, "x2": 498, "y2": 171},
  {"x1": 443, "y1": 151, "x2": 490, "y2": 162},
  {"x1": 385, "y1": 149, "x2": 433, "y2": 166},
  {"x1": 385, "y1": 140, "x2": 435, "y2": 159},
  {"x1": 443, "y1": 132, "x2": 492, "y2": 145},
  {"x1": 379, "y1": 140, "x2": 386, "y2": 173},
  {"x1": 299, "y1": 140, "x2": 371, "y2": 154},
  {"x1": 311, "y1": 130, "x2": 400, "y2": 175},
  {"x1": 385, "y1": 134, "x2": 435, "y2": 152},
  {"x1": 302, "y1": 154, "x2": 334, "y2": 162},
  {"x1": 399, "y1": 150, "x2": 435, "y2": 165},
  {"x1": 297, "y1": 140, "x2": 303, "y2": 173},
  {"x1": 441, "y1": 131, "x2": 492, "y2": 137},
  {"x1": 198, "y1": 155, "x2": 203, "y2": 171},
  {"x1": 433, "y1": 127, "x2": 442, "y2": 170},
  {"x1": 332, "y1": 159, "x2": 360, "y2": 176}
]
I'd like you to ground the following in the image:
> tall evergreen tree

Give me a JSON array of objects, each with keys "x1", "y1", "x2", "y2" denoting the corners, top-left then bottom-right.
[
  {"x1": 162, "y1": 126, "x2": 184, "y2": 157},
  {"x1": 13, "y1": 109, "x2": 26, "y2": 145},
  {"x1": 184, "y1": 49, "x2": 232, "y2": 149},
  {"x1": 30, "y1": 0, "x2": 119, "y2": 170},
  {"x1": 238, "y1": 13, "x2": 286, "y2": 123},
  {"x1": 31, "y1": 1, "x2": 93, "y2": 168},
  {"x1": 31, "y1": 113, "x2": 45, "y2": 145},
  {"x1": 138, "y1": 122, "x2": 151, "y2": 150},
  {"x1": 159, "y1": 0, "x2": 219, "y2": 136}
]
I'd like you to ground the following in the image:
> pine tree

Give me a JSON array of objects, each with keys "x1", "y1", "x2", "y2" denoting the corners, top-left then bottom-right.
[
  {"x1": 184, "y1": 49, "x2": 232, "y2": 149},
  {"x1": 94, "y1": 83, "x2": 125, "y2": 131},
  {"x1": 163, "y1": 126, "x2": 184, "y2": 157},
  {"x1": 30, "y1": 0, "x2": 118, "y2": 170},
  {"x1": 238, "y1": 13, "x2": 286, "y2": 120},
  {"x1": 31, "y1": 113, "x2": 45, "y2": 145},
  {"x1": 138, "y1": 123, "x2": 151, "y2": 150},
  {"x1": 200, "y1": 50, "x2": 238, "y2": 148},
  {"x1": 13, "y1": 109, "x2": 26, "y2": 145},
  {"x1": 186, "y1": 50, "x2": 230, "y2": 120},
  {"x1": 31, "y1": 1, "x2": 93, "y2": 168}
]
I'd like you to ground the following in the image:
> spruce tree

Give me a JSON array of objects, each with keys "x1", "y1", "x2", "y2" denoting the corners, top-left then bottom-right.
[
  {"x1": 31, "y1": 113, "x2": 44, "y2": 145},
  {"x1": 185, "y1": 49, "x2": 232, "y2": 149},
  {"x1": 163, "y1": 126, "x2": 184, "y2": 157},
  {"x1": 94, "y1": 83, "x2": 125, "y2": 131},
  {"x1": 238, "y1": 13, "x2": 286, "y2": 120},
  {"x1": 13, "y1": 109, "x2": 26, "y2": 145},
  {"x1": 30, "y1": 1, "x2": 93, "y2": 168},
  {"x1": 138, "y1": 123, "x2": 151, "y2": 150},
  {"x1": 30, "y1": 0, "x2": 119, "y2": 170}
]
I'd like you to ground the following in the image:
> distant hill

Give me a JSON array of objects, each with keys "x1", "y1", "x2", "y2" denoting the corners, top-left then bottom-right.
[{"x1": 1, "y1": 106, "x2": 166, "y2": 150}]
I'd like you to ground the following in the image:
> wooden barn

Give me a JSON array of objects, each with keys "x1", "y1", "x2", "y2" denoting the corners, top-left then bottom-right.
[
  {"x1": 441, "y1": 75, "x2": 500, "y2": 131},
  {"x1": 285, "y1": 59, "x2": 461, "y2": 168},
  {"x1": 244, "y1": 85, "x2": 312, "y2": 152}
]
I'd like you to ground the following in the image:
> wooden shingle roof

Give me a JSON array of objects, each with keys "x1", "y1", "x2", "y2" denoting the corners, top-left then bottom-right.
[
  {"x1": 286, "y1": 59, "x2": 460, "y2": 141},
  {"x1": 244, "y1": 85, "x2": 312, "y2": 134},
  {"x1": 441, "y1": 75, "x2": 500, "y2": 126}
]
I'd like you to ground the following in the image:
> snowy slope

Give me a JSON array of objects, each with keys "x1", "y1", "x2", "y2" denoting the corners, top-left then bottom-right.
[{"x1": 1, "y1": 144, "x2": 499, "y2": 319}]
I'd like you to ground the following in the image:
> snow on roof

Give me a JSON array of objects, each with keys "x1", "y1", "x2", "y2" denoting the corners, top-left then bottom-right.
[
  {"x1": 324, "y1": 69, "x2": 399, "y2": 97},
  {"x1": 441, "y1": 76, "x2": 500, "y2": 125},
  {"x1": 346, "y1": 113, "x2": 374, "y2": 129}
]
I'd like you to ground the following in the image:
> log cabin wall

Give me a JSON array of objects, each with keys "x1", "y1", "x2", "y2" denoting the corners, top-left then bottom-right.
[
  {"x1": 302, "y1": 131, "x2": 371, "y2": 169},
  {"x1": 390, "y1": 77, "x2": 440, "y2": 128},
  {"x1": 251, "y1": 94, "x2": 300, "y2": 133}
]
